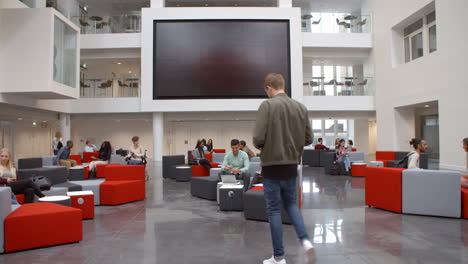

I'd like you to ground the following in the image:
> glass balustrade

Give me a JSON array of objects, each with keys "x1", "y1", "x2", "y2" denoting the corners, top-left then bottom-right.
[
  {"x1": 80, "y1": 78, "x2": 140, "y2": 98},
  {"x1": 303, "y1": 77, "x2": 374, "y2": 97},
  {"x1": 301, "y1": 13, "x2": 372, "y2": 33},
  {"x1": 72, "y1": 13, "x2": 141, "y2": 34}
]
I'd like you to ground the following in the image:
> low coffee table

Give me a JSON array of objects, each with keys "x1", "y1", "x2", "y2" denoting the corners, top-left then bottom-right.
[
  {"x1": 67, "y1": 191, "x2": 95, "y2": 219},
  {"x1": 38, "y1": 196, "x2": 71, "y2": 206},
  {"x1": 175, "y1": 166, "x2": 192, "y2": 182},
  {"x1": 219, "y1": 184, "x2": 244, "y2": 211},
  {"x1": 69, "y1": 166, "x2": 85, "y2": 181}
]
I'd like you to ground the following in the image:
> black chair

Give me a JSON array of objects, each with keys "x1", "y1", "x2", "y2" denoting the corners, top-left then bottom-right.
[
  {"x1": 356, "y1": 18, "x2": 367, "y2": 26},
  {"x1": 312, "y1": 18, "x2": 322, "y2": 25},
  {"x1": 118, "y1": 80, "x2": 129, "y2": 87}
]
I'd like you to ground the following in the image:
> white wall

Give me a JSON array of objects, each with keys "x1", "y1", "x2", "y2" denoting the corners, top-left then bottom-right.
[
  {"x1": 81, "y1": 33, "x2": 142, "y2": 49},
  {"x1": 302, "y1": 33, "x2": 372, "y2": 48},
  {"x1": 140, "y1": 7, "x2": 303, "y2": 112},
  {"x1": 371, "y1": 0, "x2": 468, "y2": 170}
]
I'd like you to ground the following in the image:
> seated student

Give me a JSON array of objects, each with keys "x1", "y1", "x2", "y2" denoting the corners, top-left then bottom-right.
[
  {"x1": 221, "y1": 139, "x2": 250, "y2": 179},
  {"x1": 0, "y1": 148, "x2": 44, "y2": 204},
  {"x1": 127, "y1": 136, "x2": 145, "y2": 165},
  {"x1": 239, "y1": 140, "x2": 256, "y2": 160},
  {"x1": 84, "y1": 140, "x2": 98, "y2": 152},
  {"x1": 314, "y1": 138, "x2": 329, "y2": 150},
  {"x1": 336, "y1": 139, "x2": 351, "y2": 173},
  {"x1": 461, "y1": 138, "x2": 468, "y2": 188},
  {"x1": 89, "y1": 141, "x2": 112, "y2": 178},
  {"x1": 206, "y1": 139, "x2": 214, "y2": 153},
  {"x1": 191, "y1": 140, "x2": 212, "y2": 170},
  {"x1": 407, "y1": 138, "x2": 428, "y2": 169},
  {"x1": 346, "y1": 140, "x2": 354, "y2": 151},
  {"x1": 54, "y1": 140, "x2": 76, "y2": 168}
]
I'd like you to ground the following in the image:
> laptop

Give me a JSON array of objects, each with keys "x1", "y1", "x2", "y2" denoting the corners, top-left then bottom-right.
[{"x1": 221, "y1": 175, "x2": 238, "y2": 184}]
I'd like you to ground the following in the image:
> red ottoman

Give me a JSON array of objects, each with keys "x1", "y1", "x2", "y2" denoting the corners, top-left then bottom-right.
[
  {"x1": 100, "y1": 165, "x2": 146, "y2": 205},
  {"x1": 365, "y1": 167, "x2": 405, "y2": 213},
  {"x1": 462, "y1": 188, "x2": 468, "y2": 219},
  {"x1": 4, "y1": 203, "x2": 82, "y2": 252},
  {"x1": 68, "y1": 191, "x2": 95, "y2": 219},
  {"x1": 192, "y1": 162, "x2": 219, "y2": 177},
  {"x1": 351, "y1": 163, "x2": 367, "y2": 177},
  {"x1": 376, "y1": 151, "x2": 396, "y2": 167},
  {"x1": 83, "y1": 151, "x2": 99, "y2": 163},
  {"x1": 69, "y1": 155, "x2": 83, "y2": 165}
]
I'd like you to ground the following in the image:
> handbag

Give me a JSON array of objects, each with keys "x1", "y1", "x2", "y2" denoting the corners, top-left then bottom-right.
[{"x1": 30, "y1": 175, "x2": 51, "y2": 191}]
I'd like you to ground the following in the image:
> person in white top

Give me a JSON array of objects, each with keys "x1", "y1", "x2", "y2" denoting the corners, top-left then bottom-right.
[
  {"x1": 126, "y1": 136, "x2": 145, "y2": 165},
  {"x1": 407, "y1": 138, "x2": 428, "y2": 169},
  {"x1": 52, "y1": 132, "x2": 63, "y2": 155},
  {"x1": 84, "y1": 140, "x2": 98, "y2": 153}
]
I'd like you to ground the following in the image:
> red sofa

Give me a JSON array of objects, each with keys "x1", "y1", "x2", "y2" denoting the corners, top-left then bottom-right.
[
  {"x1": 83, "y1": 151, "x2": 99, "y2": 163},
  {"x1": 192, "y1": 162, "x2": 219, "y2": 177},
  {"x1": 4, "y1": 203, "x2": 82, "y2": 252},
  {"x1": 69, "y1": 155, "x2": 83, "y2": 165},
  {"x1": 462, "y1": 188, "x2": 468, "y2": 219},
  {"x1": 100, "y1": 165, "x2": 146, "y2": 205},
  {"x1": 212, "y1": 149, "x2": 226, "y2": 153},
  {"x1": 376, "y1": 151, "x2": 397, "y2": 167},
  {"x1": 365, "y1": 167, "x2": 405, "y2": 213}
]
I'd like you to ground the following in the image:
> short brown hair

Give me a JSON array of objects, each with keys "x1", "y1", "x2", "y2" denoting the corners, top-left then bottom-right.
[
  {"x1": 264, "y1": 73, "x2": 285, "y2": 90},
  {"x1": 132, "y1": 136, "x2": 139, "y2": 142}
]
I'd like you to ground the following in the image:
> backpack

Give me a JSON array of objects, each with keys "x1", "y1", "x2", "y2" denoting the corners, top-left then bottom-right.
[{"x1": 396, "y1": 152, "x2": 415, "y2": 168}]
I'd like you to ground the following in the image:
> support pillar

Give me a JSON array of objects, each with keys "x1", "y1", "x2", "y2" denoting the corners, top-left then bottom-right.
[
  {"x1": 59, "y1": 113, "x2": 71, "y2": 142},
  {"x1": 152, "y1": 112, "x2": 164, "y2": 162}
]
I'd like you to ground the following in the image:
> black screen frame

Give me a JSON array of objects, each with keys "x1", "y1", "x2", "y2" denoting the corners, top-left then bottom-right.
[{"x1": 152, "y1": 19, "x2": 292, "y2": 100}]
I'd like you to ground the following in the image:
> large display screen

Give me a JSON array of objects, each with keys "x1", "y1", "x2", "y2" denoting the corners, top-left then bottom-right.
[{"x1": 153, "y1": 20, "x2": 291, "y2": 99}]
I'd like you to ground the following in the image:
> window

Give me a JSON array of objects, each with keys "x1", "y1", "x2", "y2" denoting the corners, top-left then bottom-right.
[
  {"x1": 403, "y1": 10, "x2": 436, "y2": 63},
  {"x1": 311, "y1": 119, "x2": 351, "y2": 146}
]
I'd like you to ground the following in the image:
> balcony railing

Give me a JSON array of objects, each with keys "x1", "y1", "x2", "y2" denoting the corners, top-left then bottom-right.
[
  {"x1": 72, "y1": 13, "x2": 141, "y2": 34},
  {"x1": 80, "y1": 78, "x2": 140, "y2": 98},
  {"x1": 301, "y1": 13, "x2": 372, "y2": 33},
  {"x1": 303, "y1": 77, "x2": 374, "y2": 96}
]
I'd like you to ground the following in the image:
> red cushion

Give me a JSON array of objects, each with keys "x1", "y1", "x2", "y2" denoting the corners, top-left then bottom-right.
[
  {"x1": 212, "y1": 149, "x2": 226, "y2": 153},
  {"x1": 205, "y1": 153, "x2": 213, "y2": 162},
  {"x1": 4, "y1": 203, "x2": 82, "y2": 252},
  {"x1": 69, "y1": 155, "x2": 83, "y2": 165},
  {"x1": 96, "y1": 164, "x2": 111, "y2": 178},
  {"x1": 69, "y1": 194, "x2": 95, "y2": 219},
  {"x1": 352, "y1": 148, "x2": 357, "y2": 152},
  {"x1": 351, "y1": 164, "x2": 367, "y2": 177},
  {"x1": 191, "y1": 163, "x2": 219, "y2": 177},
  {"x1": 105, "y1": 165, "x2": 145, "y2": 182},
  {"x1": 83, "y1": 151, "x2": 99, "y2": 163},
  {"x1": 462, "y1": 188, "x2": 468, "y2": 219},
  {"x1": 365, "y1": 167, "x2": 405, "y2": 213},
  {"x1": 251, "y1": 186, "x2": 264, "y2": 191},
  {"x1": 100, "y1": 180, "x2": 145, "y2": 205},
  {"x1": 376, "y1": 151, "x2": 396, "y2": 162},
  {"x1": 15, "y1": 194, "x2": 25, "y2": 205}
]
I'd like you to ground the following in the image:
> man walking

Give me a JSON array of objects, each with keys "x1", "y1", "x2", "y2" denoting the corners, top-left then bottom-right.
[{"x1": 253, "y1": 73, "x2": 315, "y2": 264}]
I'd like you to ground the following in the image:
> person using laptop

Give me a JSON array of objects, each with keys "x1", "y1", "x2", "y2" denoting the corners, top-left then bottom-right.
[{"x1": 221, "y1": 139, "x2": 250, "y2": 179}]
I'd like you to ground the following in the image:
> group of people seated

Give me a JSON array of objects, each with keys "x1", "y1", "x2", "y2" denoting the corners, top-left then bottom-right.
[
  {"x1": 54, "y1": 136, "x2": 146, "y2": 178},
  {"x1": 314, "y1": 137, "x2": 355, "y2": 173},
  {"x1": 190, "y1": 138, "x2": 257, "y2": 179},
  {"x1": 313, "y1": 137, "x2": 354, "y2": 151}
]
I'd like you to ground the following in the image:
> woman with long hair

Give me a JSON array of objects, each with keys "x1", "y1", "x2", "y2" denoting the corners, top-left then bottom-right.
[
  {"x1": 336, "y1": 139, "x2": 351, "y2": 173},
  {"x1": 53, "y1": 131, "x2": 63, "y2": 155},
  {"x1": 191, "y1": 140, "x2": 212, "y2": 170},
  {"x1": 206, "y1": 139, "x2": 214, "y2": 153},
  {"x1": 0, "y1": 148, "x2": 44, "y2": 203},
  {"x1": 89, "y1": 141, "x2": 112, "y2": 178}
]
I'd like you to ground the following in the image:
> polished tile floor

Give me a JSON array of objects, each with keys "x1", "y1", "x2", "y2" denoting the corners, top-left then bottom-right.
[{"x1": 1, "y1": 166, "x2": 467, "y2": 264}]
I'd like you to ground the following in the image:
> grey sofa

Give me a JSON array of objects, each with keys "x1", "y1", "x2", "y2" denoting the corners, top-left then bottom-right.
[
  {"x1": 190, "y1": 176, "x2": 219, "y2": 200},
  {"x1": 17, "y1": 158, "x2": 43, "y2": 169},
  {"x1": 41, "y1": 156, "x2": 55, "y2": 167},
  {"x1": 17, "y1": 166, "x2": 82, "y2": 192},
  {"x1": 319, "y1": 150, "x2": 336, "y2": 167},
  {"x1": 162, "y1": 155, "x2": 185, "y2": 179},
  {"x1": 387, "y1": 152, "x2": 429, "y2": 169},
  {"x1": 212, "y1": 153, "x2": 226, "y2": 163},
  {"x1": 402, "y1": 169, "x2": 461, "y2": 218},
  {"x1": 348, "y1": 152, "x2": 365, "y2": 163},
  {"x1": 303, "y1": 149, "x2": 320, "y2": 167}
]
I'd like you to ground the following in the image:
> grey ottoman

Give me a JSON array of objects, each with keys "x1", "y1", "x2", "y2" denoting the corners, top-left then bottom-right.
[
  {"x1": 190, "y1": 176, "x2": 219, "y2": 200},
  {"x1": 175, "y1": 166, "x2": 192, "y2": 182},
  {"x1": 38, "y1": 195, "x2": 71, "y2": 206},
  {"x1": 219, "y1": 185, "x2": 244, "y2": 211},
  {"x1": 243, "y1": 189, "x2": 291, "y2": 224},
  {"x1": 369, "y1": 161, "x2": 384, "y2": 167},
  {"x1": 69, "y1": 166, "x2": 85, "y2": 181},
  {"x1": 210, "y1": 168, "x2": 222, "y2": 176},
  {"x1": 69, "y1": 179, "x2": 105, "y2": 205}
]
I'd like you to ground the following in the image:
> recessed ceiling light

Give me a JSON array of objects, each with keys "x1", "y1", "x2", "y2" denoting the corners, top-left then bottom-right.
[
  {"x1": 117, "y1": 62, "x2": 122, "y2": 65},
  {"x1": 17, "y1": 117, "x2": 23, "y2": 121},
  {"x1": 128, "y1": 70, "x2": 132, "y2": 73},
  {"x1": 424, "y1": 105, "x2": 430, "y2": 108}
]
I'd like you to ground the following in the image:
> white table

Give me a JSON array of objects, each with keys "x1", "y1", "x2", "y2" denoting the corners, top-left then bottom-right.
[{"x1": 38, "y1": 195, "x2": 71, "y2": 206}]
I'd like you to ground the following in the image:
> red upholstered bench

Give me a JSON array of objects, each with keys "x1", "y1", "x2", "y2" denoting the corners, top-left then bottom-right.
[
  {"x1": 462, "y1": 188, "x2": 468, "y2": 219},
  {"x1": 4, "y1": 203, "x2": 82, "y2": 252},
  {"x1": 69, "y1": 155, "x2": 83, "y2": 165},
  {"x1": 365, "y1": 167, "x2": 405, "y2": 213},
  {"x1": 351, "y1": 163, "x2": 367, "y2": 177},
  {"x1": 376, "y1": 151, "x2": 397, "y2": 167},
  {"x1": 100, "y1": 165, "x2": 146, "y2": 205},
  {"x1": 212, "y1": 149, "x2": 226, "y2": 153},
  {"x1": 83, "y1": 151, "x2": 99, "y2": 163},
  {"x1": 192, "y1": 163, "x2": 219, "y2": 177},
  {"x1": 15, "y1": 194, "x2": 25, "y2": 205}
]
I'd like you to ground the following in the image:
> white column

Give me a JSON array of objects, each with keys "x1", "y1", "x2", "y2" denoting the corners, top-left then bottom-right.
[
  {"x1": 151, "y1": 0, "x2": 164, "y2": 8},
  {"x1": 59, "y1": 113, "x2": 71, "y2": 142},
  {"x1": 278, "y1": 0, "x2": 292, "y2": 8},
  {"x1": 152, "y1": 112, "x2": 164, "y2": 162}
]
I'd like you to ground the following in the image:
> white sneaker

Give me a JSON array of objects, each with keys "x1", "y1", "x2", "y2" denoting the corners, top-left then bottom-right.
[
  {"x1": 302, "y1": 239, "x2": 316, "y2": 264},
  {"x1": 263, "y1": 256, "x2": 286, "y2": 264}
]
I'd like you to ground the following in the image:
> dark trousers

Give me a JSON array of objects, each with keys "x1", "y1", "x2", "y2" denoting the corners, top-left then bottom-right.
[
  {"x1": 8, "y1": 179, "x2": 44, "y2": 203},
  {"x1": 198, "y1": 159, "x2": 212, "y2": 170}
]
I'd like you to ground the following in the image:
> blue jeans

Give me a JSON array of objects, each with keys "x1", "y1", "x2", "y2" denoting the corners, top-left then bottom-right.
[
  {"x1": 11, "y1": 193, "x2": 19, "y2": 205},
  {"x1": 338, "y1": 156, "x2": 351, "y2": 171},
  {"x1": 263, "y1": 177, "x2": 309, "y2": 258},
  {"x1": 128, "y1": 160, "x2": 143, "y2": 165}
]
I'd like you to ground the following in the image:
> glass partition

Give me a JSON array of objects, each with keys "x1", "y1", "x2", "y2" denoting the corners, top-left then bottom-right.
[
  {"x1": 19, "y1": 0, "x2": 35, "y2": 8},
  {"x1": 54, "y1": 17, "x2": 78, "y2": 88},
  {"x1": 80, "y1": 78, "x2": 140, "y2": 98},
  {"x1": 72, "y1": 13, "x2": 141, "y2": 34},
  {"x1": 302, "y1": 13, "x2": 372, "y2": 33},
  {"x1": 304, "y1": 77, "x2": 374, "y2": 97}
]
